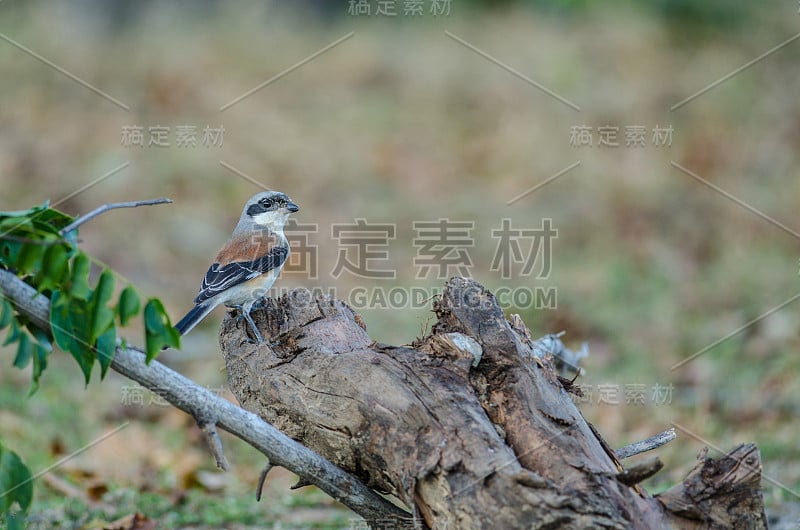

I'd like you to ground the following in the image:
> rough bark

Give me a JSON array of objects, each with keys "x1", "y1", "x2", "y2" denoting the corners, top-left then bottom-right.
[
  {"x1": 221, "y1": 277, "x2": 768, "y2": 529},
  {"x1": 657, "y1": 444, "x2": 769, "y2": 529}
]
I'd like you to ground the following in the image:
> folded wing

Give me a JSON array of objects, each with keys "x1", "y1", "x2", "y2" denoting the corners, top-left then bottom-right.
[{"x1": 194, "y1": 245, "x2": 289, "y2": 304}]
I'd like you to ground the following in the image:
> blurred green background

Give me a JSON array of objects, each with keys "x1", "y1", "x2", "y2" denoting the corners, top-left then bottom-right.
[{"x1": 2, "y1": 1, "x2": 799, "y2": 528}]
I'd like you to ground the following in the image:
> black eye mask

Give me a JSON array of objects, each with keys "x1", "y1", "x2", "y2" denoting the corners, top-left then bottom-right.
[{"x1": 247, "y1": 202, "x2": 270, "y2": 216}]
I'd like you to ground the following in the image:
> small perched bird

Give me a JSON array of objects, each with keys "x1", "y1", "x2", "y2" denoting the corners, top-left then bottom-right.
[{"x1": 174, "y1": 191, "x2": 299, "y2": 343}]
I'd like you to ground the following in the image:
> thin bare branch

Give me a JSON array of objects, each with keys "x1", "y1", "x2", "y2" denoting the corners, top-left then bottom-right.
[
  {"x1": 256, "y1": 462, "x2": 273, "y2": 502},
  {"x1": 615, "y1": 428, "x2": 676, "y2": 460},
  {"x1": 59, "y1": 198, "x2": 173, "y2": 235},
  {"x1": 616, "y1": 456, "x2": 663, "y2": 486},
  {"x1": 199, "y1": 422, "x2": 229, "y2": 471}
]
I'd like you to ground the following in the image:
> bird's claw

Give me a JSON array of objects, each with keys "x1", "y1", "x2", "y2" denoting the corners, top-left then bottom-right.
[{"x1": 246, "y1": 333, "x2": 264, "y2": 345}]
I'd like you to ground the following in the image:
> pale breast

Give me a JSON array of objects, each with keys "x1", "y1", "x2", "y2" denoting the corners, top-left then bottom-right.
[{"x1": 219, "y1": 268, "x2": 281, "y2": 306}]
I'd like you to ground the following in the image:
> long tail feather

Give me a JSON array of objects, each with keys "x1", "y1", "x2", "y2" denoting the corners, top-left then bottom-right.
[{"x1": 174, "y1": 303, "x2": 215, "y2": 336}]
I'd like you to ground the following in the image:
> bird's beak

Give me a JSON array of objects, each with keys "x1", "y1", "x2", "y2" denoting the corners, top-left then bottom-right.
[{"x1": 286, "y1": 202, "x2": 299, "y2": 213}]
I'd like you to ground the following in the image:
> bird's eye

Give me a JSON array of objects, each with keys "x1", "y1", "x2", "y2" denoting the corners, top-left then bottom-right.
[{"x1": 260, "y1": 199, "x2": 273, "y2": 208}]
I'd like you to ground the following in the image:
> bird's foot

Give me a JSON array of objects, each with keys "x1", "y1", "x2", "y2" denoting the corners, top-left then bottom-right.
[
  {"x1": 241, "y1": 308, "x2": 264, "y2": 344},
  {"x1": 252, "y1": 297, "x2": 269, "y2": 310},
  {"x1": 229, "y1": 305, "x2": 263, "y2": 344}
]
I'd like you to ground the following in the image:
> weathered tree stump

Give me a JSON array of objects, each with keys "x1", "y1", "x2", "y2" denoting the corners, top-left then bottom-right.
[{"x1": 220, "y1": 277, "x2": 768, "y2": 529}]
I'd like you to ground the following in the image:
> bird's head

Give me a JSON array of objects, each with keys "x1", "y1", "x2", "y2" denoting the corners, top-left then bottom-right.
[{"x1": 242, "y1": 190, "x2": 299, "y2": 231}]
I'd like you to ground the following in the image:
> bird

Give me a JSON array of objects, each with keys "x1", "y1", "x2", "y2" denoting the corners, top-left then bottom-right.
[{"x1": 174, "y1": 190, "x2": 299, "y2": 344}]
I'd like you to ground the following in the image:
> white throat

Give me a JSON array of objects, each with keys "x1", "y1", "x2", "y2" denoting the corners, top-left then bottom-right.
[{"x1": 251, "y1": 211, "x2": 289, "y2": 232}]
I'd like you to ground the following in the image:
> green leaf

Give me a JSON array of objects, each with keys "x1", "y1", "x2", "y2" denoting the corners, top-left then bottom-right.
[
  {"x1": 89, "y1": 270, "x2": 115, "y2": 341},
  {"x1": 50, "y1": 290, "x2": 94, "y2": 384},
  {"x1": 0, "y1": 300, "x2": 13, "y2": 329},
  {"x1": 28, "y1": 343, "x2": 49, "y2": 395},
  {"x1": 69, "y1": 253, "x2": 91, "y2": 300},
  {"x1": 32, "y1": 206, "x2": 73, "y2": 231},
  {"x1": 6, "y1": 510, "x2": 25, "y2": 530},
  {"x1": 35, "y1": 244, "x2": 69, "y2": 292},
  {"x1": 0, "y1": 445, "x2": 33, "y2": 515},
  {"x1": 0, "y1": 216, "x2": 30, "y2": 230},
  {"x1": 0, "y1": 202, "x2": 48, "y2": 219},
  {"x1": 50, "y1": 290, "x2": 76, "y2": 350},
  {"x1": 24, "y1": 324, "x2": 52, "y2": 395},
  {"x1": 2, "y1": 319, "x2": 20, "y2": 347},
  {"x1": 13, "y1": 243, "x2": 44, "y2": 276},
  {"x1": 0, "y1": 239, "x2": 21, "y2": 268},
  {"x1": 116, "y1": 286, "x2": 140, "y2": 326},
  {"x1": 144, "y1": 298, "x2": 179, "y2": 361},
  {"x1": 0, "y1": 216, "x2": 32, "y2": 235},
  {"x1": 96, "y1": 327, "x2": 116, "y2": 379},
  {"x1": 0, "y1": 202, "x2": 70, "y2": 240},
  {"x1": 12, "y1": 333, "x2": 31, "y2": 369}
]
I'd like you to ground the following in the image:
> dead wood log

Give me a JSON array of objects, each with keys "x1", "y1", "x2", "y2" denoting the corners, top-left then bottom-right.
[{"x1": 220, "y1": 277, "x2": 768, "y2": 529}]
